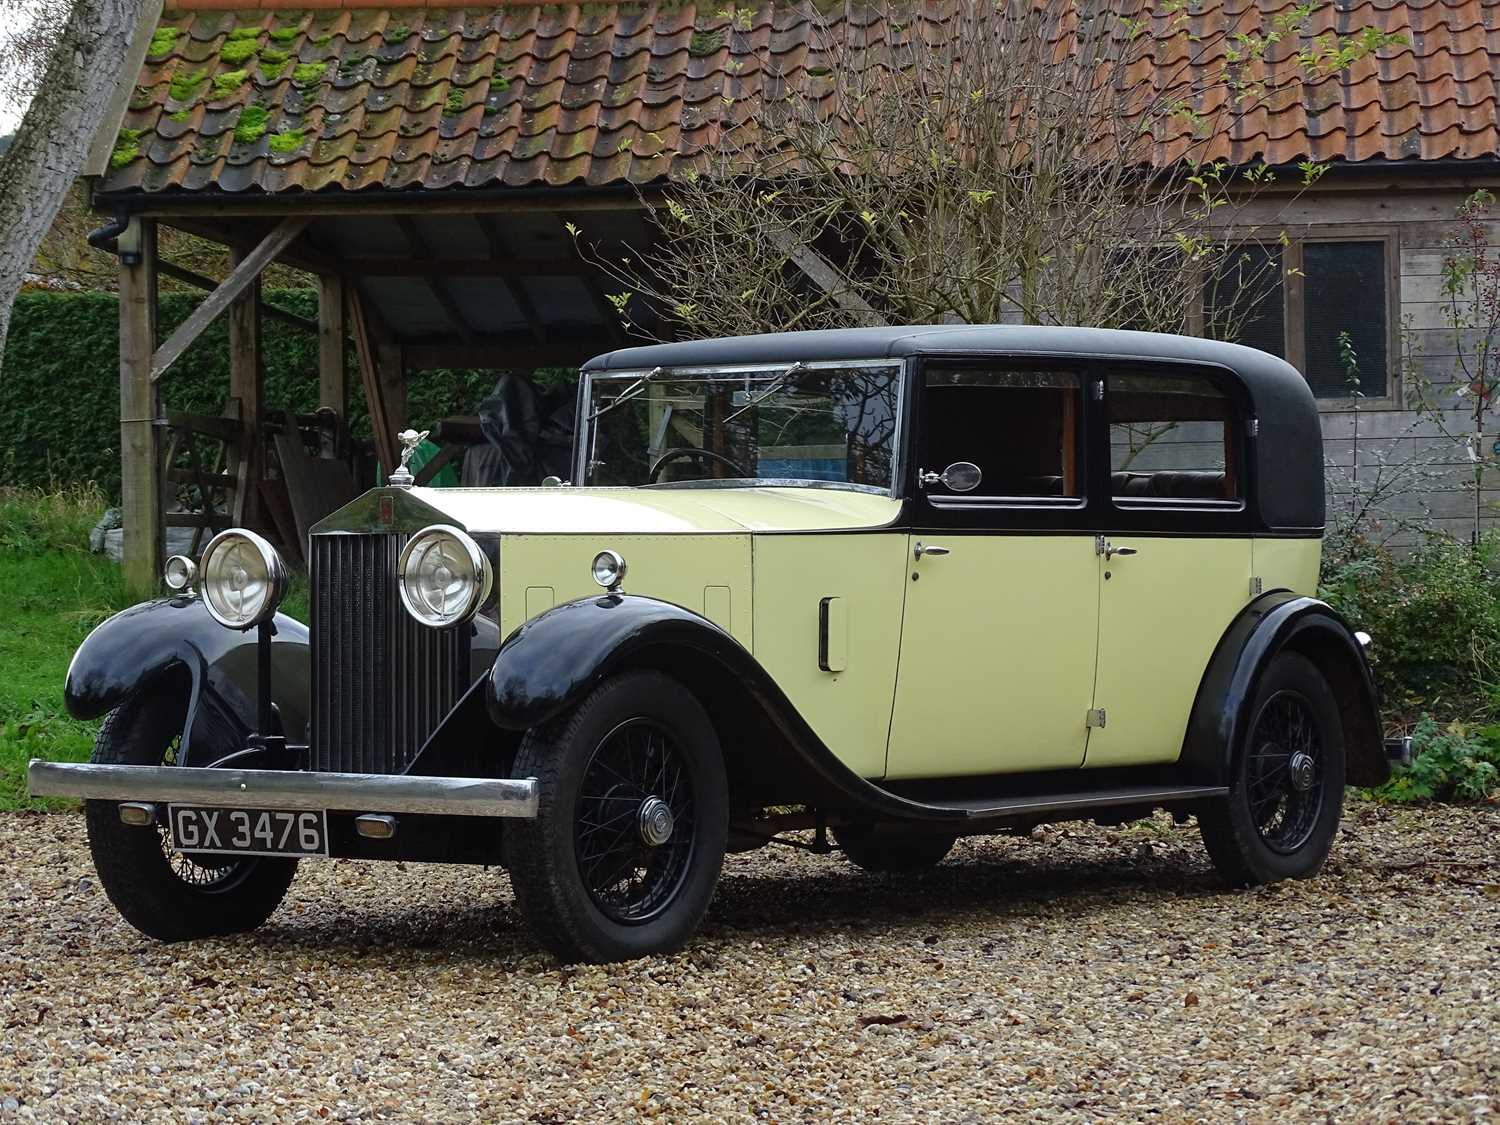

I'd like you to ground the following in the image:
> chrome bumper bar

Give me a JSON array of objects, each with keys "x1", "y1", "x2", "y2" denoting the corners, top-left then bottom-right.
[
  {"x1": 27, "y1": 760, "x2": 539, "y2": 818},
  {"x1": 1384, "y1": 736, "x2": 1414, "y2": 767}
]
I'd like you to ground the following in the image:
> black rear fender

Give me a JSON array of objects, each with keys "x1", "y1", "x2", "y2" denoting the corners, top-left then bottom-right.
[
  {"x1": 64, "y1": 596, "x2": 310, "y2": 764},
  {"x1": 1182, "y1": 591, "x2": 1385, "y2": 788}
]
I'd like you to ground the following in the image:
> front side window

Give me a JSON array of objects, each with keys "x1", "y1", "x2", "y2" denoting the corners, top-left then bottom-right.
[
  {"x1": 582, "y1": 363, "x2": 900, "y2": 491},
  {"x1": 1108, "y1": 373, "x2": 1239, "y2": 505},
  {"x1": 921, "y1": 366, "x2": 1083, "y2": 500},
  {"x1": 1204, "y1": 237, "x2": 1390, "y2": 400}
]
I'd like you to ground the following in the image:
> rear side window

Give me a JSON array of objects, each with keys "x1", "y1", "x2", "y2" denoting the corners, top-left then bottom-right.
[
  {"x1": 922, "y1": 367, "x2": 1083, "y2": 500},
  {"x1": 1107, "y1": 373, "x2": 1239, "y2": 505}
]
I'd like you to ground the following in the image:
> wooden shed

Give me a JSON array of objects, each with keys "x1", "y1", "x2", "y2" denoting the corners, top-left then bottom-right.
[{"x1": 86, "y1": 0, "x2": 1500, "y2": 591}]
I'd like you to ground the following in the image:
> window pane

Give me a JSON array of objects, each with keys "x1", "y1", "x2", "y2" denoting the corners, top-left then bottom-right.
[
  {"x1": 1108, "y1": 373, "x2": 1237, "y2": 502},
  {"x1": 1205, "y1": 244, "x2": 1284, "y2": 358},
  {"x1": 1304, "y1": 241, "x2": 1387, "y2": 399},
  {"x1": 923, "y1": 367, "x2": 1082, "y2": 498}
]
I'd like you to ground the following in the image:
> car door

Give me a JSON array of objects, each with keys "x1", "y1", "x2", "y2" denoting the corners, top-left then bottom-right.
[
  {"x1": 1086, "y1": 369, "x2": 1254, "y2": 769},
  {"x1": 885, "y1": 363, "x2": 1099, "y2": 780}
]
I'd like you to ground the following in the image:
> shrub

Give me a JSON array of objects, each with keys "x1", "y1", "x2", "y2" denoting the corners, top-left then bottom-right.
[
  {"x1": 1374, "y1": 717, "x2": 1500, "y2": 803},
  {"x1": 1321, "y1": 534, "x2": 1500, "y2": 719}
]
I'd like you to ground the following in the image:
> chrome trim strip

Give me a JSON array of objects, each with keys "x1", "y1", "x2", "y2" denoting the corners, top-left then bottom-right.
[{"x1": 27, "y1": 761, "x2": 539, "y2": 818}]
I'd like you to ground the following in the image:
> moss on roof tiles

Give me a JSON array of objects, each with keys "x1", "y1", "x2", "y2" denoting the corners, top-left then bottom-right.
[
  {"x1": 210, "y1": 69, "x2": 249, "y2": 98},
  {"x1": 110, "y1": 128, "x2": 143, "y2": 169},
  {"x1": 234, "y1": 104, "x2": 270, "y2": 144},
  {"x1": 167, "y1": 68, "x2": 205, "y2": 102},
  {"x1": 147, "y1": 27, "x2": 179, "y2": 59}
]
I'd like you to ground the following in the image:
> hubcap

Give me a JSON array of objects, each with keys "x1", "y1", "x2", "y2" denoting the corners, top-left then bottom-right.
[
  {"x1": 637, "y1": 796, "x2": 675, "y2": 846},
  {"x1": 1246, "y1": 690, "x2": 1325, "y2": 854}
]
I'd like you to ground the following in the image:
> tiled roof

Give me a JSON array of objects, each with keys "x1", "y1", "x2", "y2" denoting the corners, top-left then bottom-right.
[{"x1": 103, "y1": 0, "x2": 1500, "y2": 196}]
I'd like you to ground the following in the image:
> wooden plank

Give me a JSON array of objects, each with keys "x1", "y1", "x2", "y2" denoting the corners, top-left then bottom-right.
[
  {"x1": 128, "y1": 193, "x2": 653, "y2": 220},
  {"x1": 349, "y1": 289, "x2": 398, "y2": 472},
  {"x1": 274, "y1": 419, "x2": 359, "y2": 548},
  {"x1": 394, "y1": 217, "x2": 476, "y2": 345},
  {"x1": 317, "y1": 274, "x2": 347, "y2": 429},
  {"x1": 163, "y1": 408, "x2": 243, "y2": 443},
  {"x1": 150, "y1": 217, "x2": 309, "y2": 383},
  {"x1": 156, "y1": 259, "x2": 318, "y2": 334},
  {"x1": 766, "y1": 227, "x2": 886, "y2": 327},
  {"x1": 119, "y1": 219, "x2": 161, "y2": 597}
]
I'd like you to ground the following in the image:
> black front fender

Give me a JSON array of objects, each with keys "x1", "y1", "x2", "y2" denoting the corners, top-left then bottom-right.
[
  {"x1": 486, "y1": 594, "x2": 967, "y2": 822},
  {"x1": 65, "y1": 596, "x2": 310, "y2": 764},
  {"x1": 1181, "y1": 591, "x2": 1385, "y2": 787}
]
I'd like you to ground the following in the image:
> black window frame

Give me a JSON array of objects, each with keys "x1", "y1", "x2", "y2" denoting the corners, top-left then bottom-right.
[{"x1": 914, "y1": 358, "x2": 1090, "y2": 512}]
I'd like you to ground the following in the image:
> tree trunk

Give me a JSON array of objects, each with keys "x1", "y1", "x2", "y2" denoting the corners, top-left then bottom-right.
[{"x1": 0, "y1": 0, "x2": 143, "y2": 364}]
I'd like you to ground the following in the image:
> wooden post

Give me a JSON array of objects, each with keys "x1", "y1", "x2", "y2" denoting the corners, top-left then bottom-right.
[
  {"x1": 119, "y1": 218, "x2": 161, "y2": 597},
  {"x1": 229, "y1": 246, "x2": 263, "y2": 528},
  {"x1": 317, "y1": 274, "x2": 347, "y2": 422},
  {"x1": 378, "y1": 341, "x2": 408, "y2": 438}
]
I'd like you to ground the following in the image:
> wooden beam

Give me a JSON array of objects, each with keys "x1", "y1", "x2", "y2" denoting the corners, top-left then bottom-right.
[
  {"x1": 156, "y1": 258, "x2": 319, "y2": 334},
  {"x1": 119, "y1": 218, "x2": 162, "y2": 597},
  {"x1": 349, "y1": 288, "x2": 399, "y2": 472},
  {"x1": 229, "y1": 245, "x2": 264, "y2": 528},
  {"x1": 394, "y1": 216, "x2": 476, "y2": 345},
  {"x1": 317, "y1": 274, "x2": 348, "y2": 429},
  {"x1": 475, "y1": 215, "x2": 546, "y2": 345},
  {"x1": 124, "y1": 193, "x2": 653, "y2": 220},
  {"x1": 330, "y1": 257, "x2": 602, "y2": 279},
  {"x1": 150, "y1": 217, "x2": 310, "y2": 382},
  {"x1": 767, "y1": 228, "x2": 886, "y2": 328}
]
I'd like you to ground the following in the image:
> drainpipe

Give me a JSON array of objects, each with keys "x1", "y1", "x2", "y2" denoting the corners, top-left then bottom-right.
[{"x1": 85, "y1": 212, "x2": 131, "y2": 257}]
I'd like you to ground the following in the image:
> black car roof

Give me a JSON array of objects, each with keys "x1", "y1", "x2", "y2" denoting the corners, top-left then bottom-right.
[{"x1": 582, "y1": 325, "x2": 1324, "y2": 533}]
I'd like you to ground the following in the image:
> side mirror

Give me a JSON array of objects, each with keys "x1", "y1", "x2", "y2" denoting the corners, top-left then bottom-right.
[{"x1": 920, "y1": 462, "x2": 983, "y2": 493}]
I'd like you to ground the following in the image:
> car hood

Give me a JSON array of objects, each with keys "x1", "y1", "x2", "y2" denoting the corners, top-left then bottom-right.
[
  {"x1": 416, "y1": 485, "x2": 901, "y2": 534},
  {"x1": 313, "y1": 485, "x2": 902, "y2": 536}
]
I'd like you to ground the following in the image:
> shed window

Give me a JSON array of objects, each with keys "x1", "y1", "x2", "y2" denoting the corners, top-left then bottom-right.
[
  {"x1": 1108, "y1": 374, "x2": 1238, "y2": 504},
  {"x1": 1203, "y1": 237, "x2": 1390, "y2": 400}
]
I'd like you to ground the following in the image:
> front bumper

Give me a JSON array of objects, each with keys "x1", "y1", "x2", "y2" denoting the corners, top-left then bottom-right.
[{"x1": 27, "y1": 760, "x2": 539, "y2": 818}]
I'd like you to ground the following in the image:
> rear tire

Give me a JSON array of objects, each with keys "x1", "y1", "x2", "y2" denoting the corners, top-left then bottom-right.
[
  {"x1": 504, "y1": 671, "x2": 729, "y2": 963},
  {"x1": 84, "y1": 681, "x2": 297, "y2": 942},
  {"x1": 834, "y1": 824, "x2": 956, "y2": 872},
  {"x1": 1199, "y1": 652, "x2": 1346, "y2": 886}
]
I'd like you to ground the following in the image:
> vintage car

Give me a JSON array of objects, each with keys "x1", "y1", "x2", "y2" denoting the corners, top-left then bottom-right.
[{"x1": 31, "y1": 326, "x2": 1398, "y2": 963}]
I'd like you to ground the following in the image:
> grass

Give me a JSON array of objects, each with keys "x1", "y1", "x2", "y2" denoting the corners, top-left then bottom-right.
[
  {"x1": 0, "y1": 485, "x2": 130, "y2": 810},
  {"x1": 0, "y1": 486, "x2": 308, "y2": 811}
]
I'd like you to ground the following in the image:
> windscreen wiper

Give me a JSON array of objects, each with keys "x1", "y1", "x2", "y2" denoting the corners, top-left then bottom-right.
[
  {"x1": 723, "y1": 361, "x2": 809, "y2": 424},
  {"x1": 586, "y1": 366, "x2": 667, "y2": 423}
]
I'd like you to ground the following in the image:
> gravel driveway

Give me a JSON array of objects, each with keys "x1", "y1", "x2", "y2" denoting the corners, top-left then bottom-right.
[{"x1": 2, "y1": 801, "x2": 1496, "y2": 1122}]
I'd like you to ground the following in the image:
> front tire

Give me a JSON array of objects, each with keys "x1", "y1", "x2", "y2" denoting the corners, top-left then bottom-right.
[
  {"x1": 504, "y1": 671, "x2": 729, "y2": 963},
  {"x1": 1199, "y1": 651, "x2": 1346, "y2": 886},
  {"x1": 84, "y1": 679, "x2": 297, "y2": 941}
]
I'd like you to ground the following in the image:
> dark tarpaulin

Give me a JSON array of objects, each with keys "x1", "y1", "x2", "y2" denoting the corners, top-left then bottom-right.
[{"x1": 461, "y1": 374, "x2": 576, "y2": 487}]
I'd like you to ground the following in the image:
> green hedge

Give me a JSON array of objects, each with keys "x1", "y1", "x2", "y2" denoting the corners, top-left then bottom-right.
[{"x1": 0, "y1": 289, "x2": 542, "y2": 499}]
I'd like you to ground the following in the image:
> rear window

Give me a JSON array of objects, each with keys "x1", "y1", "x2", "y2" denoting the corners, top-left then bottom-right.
[{"x1": 1107, "y1": 374, "x2": 1239, "y2": 505}]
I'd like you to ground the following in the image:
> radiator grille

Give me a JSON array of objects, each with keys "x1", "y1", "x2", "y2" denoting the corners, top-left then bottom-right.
[{"x1": 310, "y1": 533, "x2": 470, "y2": 774}]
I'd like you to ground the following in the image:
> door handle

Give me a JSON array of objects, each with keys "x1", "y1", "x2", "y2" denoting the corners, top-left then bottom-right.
[
  {"x1": 1107, "y1": 544, "x2": 1138, "y2": 560},
  {"x1": 913, "y1": 542, "x2": 951, "y2": 559}
]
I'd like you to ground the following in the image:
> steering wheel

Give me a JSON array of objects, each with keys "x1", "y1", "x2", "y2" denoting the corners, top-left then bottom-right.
[{"x1": 648, "y1": 447, "x2": 751, "y2": 482}]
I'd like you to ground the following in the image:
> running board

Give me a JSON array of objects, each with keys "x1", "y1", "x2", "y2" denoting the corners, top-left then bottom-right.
[{"x1": 871, "y1": 783, "x2": 1228, "y2": 821}]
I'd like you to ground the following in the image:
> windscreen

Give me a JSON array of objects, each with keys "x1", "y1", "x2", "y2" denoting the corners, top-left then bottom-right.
[{"x1": 581, "y1": 364, "x2": 902, "y2": 490}]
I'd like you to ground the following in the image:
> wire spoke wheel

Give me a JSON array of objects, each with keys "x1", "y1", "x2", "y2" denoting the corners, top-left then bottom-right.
[
  {"x1": 1245, "y1": 690, "x2": 1325, "y2": 855},
  {"x1": 574, "y1": 718, "x2": 696, "y2": 924},
  {"x1": 154, "y1": 733, "x2": 252, "y2": 892}
]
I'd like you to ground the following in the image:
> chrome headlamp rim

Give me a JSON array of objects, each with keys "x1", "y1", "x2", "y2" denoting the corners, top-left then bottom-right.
[
  {"x1": 396, "y1": 524, "x2": 493, "y2": 629},
  {"x1": 198, "y1": 528, "x2": 288, "y2": 630},
  {"x1": 591, "y1": 549, "x2": 627, "y2": 592},
  {"x1": 163, "y1": 553, "x2": 198, "y2": 593}
]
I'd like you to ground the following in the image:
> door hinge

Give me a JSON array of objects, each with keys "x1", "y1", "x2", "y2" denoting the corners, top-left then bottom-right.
[
  {"x1": 1094, "y1": 534, "x2": 1107, "y2": 556},
  {"x1": 1246, "y1": 417, "x2": 1260, "y2": 438},
  {"x1": 1086, "y1": 708, "x2": 1107, "y2": 729},
  {"x1": 1249, "y1": 576, "x2": 1264, "y2": 597}
]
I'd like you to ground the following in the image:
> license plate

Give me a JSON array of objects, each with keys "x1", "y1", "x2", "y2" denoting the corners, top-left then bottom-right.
[{"x1": 168, "y1": 806, "x2": 328, "y2": 858}]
